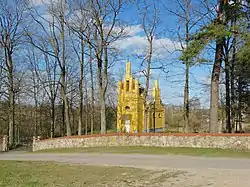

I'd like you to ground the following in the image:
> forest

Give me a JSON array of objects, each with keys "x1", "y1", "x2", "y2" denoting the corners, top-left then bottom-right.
[{"x1": 0, "y1": 0, "x2": 249, "y2": 148}]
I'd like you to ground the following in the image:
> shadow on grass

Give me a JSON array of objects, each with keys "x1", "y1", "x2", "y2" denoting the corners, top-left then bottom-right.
[{"x1": 0, "y1": 161, "x2": 185, "y2": 186}]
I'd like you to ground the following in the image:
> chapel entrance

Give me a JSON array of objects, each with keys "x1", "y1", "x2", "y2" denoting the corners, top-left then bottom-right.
[
  {"x1": 120, "y1": 114, "x2": 132, "y2": 133},
  {"x1": 125, "y1": 120, "x2": 130, "y2": 133}
]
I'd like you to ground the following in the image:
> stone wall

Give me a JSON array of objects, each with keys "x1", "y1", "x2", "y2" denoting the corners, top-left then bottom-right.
[
  {"x1": 0, "y1": 135, "x2": 8, "y2": 152},
  {"x1": 32, "y1": 133, "x2": 250, "y2": 152}
]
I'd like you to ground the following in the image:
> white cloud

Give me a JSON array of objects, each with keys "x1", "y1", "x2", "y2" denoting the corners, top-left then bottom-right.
[
  {"x1": 124, "y1": 25, "x2": 143, "y2": 36},
  {"x1": 102, "y1": 24, "x2": 143, "y2": 40},
  {"x1": 112, "y1": 24, "x2": 182, "y2": 59},
  {"x1": 31, "y1": 0, "x2": 52, "y2": 5},
  {"x1": 114, "y1": 31, "x2": 182, "y2": 59},
  {"x1": 115, "y1": 35, "x2": 147, "y2": 50}
]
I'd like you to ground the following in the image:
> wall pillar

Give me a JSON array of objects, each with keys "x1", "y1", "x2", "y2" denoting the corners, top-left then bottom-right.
[{"x1": 0, "y1": 135, "x2": 8, "y2": 152}]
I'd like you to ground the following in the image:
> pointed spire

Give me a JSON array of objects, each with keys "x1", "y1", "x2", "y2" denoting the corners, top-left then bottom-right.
[
  {"x1": 126, "y1": 61, "x2": 131, "y2": 76},
  {"x1": 153, "y1": 79, "x2": 160, "y2": 103},
  {"x1": 154, "y1": 80, "x2": 159, "y2": 89}
]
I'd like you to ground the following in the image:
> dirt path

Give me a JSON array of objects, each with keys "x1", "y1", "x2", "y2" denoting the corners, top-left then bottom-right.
[{"x1": 1, "y1": 152, "x2": 250, "y2": 186}]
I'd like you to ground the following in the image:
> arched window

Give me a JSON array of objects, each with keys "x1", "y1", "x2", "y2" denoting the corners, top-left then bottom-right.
[
  {"x1": 158, "y1": 113, "x2": 162, "y2": 118},
  {"x1": 125, "y1": 106, "x2": 130, "y2": 110},
  {"x1": 126, "y1": 80, "x2": 129, "y2": 91}
]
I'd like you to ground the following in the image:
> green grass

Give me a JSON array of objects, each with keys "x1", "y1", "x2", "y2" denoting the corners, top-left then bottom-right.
[
  {"x1": 35, "y1": 146, "x2": 250, "y2": 158},
  {"x1": 0, "y1": 161, "x2": 180, "y2": 187}
]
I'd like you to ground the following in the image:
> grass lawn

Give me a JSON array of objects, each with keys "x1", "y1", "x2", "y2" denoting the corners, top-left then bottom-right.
[
  {"x1": 0, "y1": 161, "x2": 179, "y2": 187},
  {"x1": 35, "y1": 146, "x2": 250, "y2": 158}
]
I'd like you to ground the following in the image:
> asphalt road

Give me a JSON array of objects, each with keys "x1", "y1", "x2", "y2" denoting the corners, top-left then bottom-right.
[{"x1": 1, "y1": 152, "x2": 250, "y2": 186}]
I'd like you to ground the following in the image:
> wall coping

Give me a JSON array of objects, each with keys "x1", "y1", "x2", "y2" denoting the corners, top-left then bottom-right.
[{"x1": 35, "y1": 133, "x2": 250, "y2": 142}]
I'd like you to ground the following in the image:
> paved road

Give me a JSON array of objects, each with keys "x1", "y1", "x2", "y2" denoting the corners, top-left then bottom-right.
[{"x1": 1, "y1": 152, "x2": 250, "y2": 186}]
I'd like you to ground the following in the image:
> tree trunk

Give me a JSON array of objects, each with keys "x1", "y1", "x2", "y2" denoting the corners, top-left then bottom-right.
[
  {"x1": 184, "y1": 63, "x2": 190, "y2": 132},
  {"x1": 78, "y1": 91, "x2": 83, "y2": 135},
  {"x1": 99, "y1": 46, "x2": 109, "y2": 134},
  {"x1": 78, "y1": 36, "x2": 84, "y2": 135},
  {"x1": 17, "y1": 96, "x2": 21, "y2": 145},
  {"x1": 237, "y1": 73, "x2": 243, "y2": 132},
  {"x1": 84, "y1": 88, "x2": 88, "y2": 135},
  {"x1": 209, "y1": 0, "x2": 226, "y2": 133},
  {"x1": 61, "y1": 100, "x2": 65, "y2": 136},
  {"x1": 143, "y1": 36, "x2": 153, "y2": 132},
  {"x1": 33, "y1": 75, "x2": 38, "y2": 137},
  {"x1": 97, "y1": 55, "x2": 105, "y2": 134},
  {"x1": 225, "y1": 48, "x2": 231, "y2": 133},
  {"x1": 210, "y1": 42, "x2": 223, "y2": 133},
  {"x1": 6, "y1": 50, "x2": 15, "y2": 147},
  {"x1": 100, "y1": 91, "x2": 106, "y2": 134},
  {"x1": 83, "y1": 43, "x2": 88, "y2": 135},
  {"x1": 69, "y1": 97, "x2": 75, "y2": 134},
  {"x1": 85, "y1": 106, "x2": 88, "y2": 135},
  {"x1": 89, "y1": 45, "x2": 94, "y2": 135},
  {"x1": 8, "y1": 83, "x2": 15, "y2": 146},
  {"x1": 50, "y1": 100, "x2": 55, "y2": 138},
  {"x1": 34, "y1": 98, "x2": 38, "y2": 137},
  {"x1": 9, "y1": 83, "x2": 15, "y2": 147},
  {"x1": 62, "y1": 86, "x2": 71, "y2": 136},
  {"x1": 183, "y1": 0, "x2": 190, "y2": 133},
  {"x1": 230, "y1": 31, "x2": 236, "y2": 132},
  {"x1": 60, "y1": 14, "x2": 71, "y2": 136}
]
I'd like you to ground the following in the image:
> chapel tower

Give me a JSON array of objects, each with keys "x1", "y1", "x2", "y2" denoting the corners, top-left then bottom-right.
[{"x1": 117, "y1": 61, "x2": 165, "y2": 133}]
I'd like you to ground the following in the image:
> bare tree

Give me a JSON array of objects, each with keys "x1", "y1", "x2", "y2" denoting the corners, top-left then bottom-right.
[
  {"x1": 0, "y1": 0, "x2": 28, "y2": 147},
  {"x1": 89, "y1": 43, "x2": 95, "y2": 134},
  {"x1": 86, "y1": 0, "x2": 126, "y2": 134},
  {"x1": 56, "y1": 0, "x2": 72, "y2": 136},
  {"x1": 27, "y1": 0, "x2": 72, "y2": 136},
  {"x1": 25, "y1": 47, "x2": 40, "y2": 137},
  {"x1": 66, "y1": 0, "x2": 90, "y2": 135},
  {"x1": 24, "y1": 39, "x2": 60, "y2": 138},
  {"x1": 136, "y1": 0, "x2": 159, "y2": 132},
  {"x1": 78, "y1": 34, "x2": 84, "y2": 135},
  {"x1": 164, "y1": 0, "x2": 211, "y2": 132}
]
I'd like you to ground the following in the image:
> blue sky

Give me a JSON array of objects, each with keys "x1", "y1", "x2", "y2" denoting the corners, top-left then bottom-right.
[
  {"x1": 31, "y1": 0, "x2": 215, "y2": 108},
  {"x1": 111, "y1": 0, "x2": 215, "y2": 108}
]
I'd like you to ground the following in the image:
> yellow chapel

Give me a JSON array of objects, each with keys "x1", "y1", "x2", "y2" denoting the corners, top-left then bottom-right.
[{"x1": 117, "y1": 61, "x2": 165, "y2": 133}]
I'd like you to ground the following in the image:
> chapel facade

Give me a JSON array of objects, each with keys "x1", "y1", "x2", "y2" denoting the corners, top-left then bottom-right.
[{"x1": 117, "y1": 61, "x2": 165, "y2": 133}]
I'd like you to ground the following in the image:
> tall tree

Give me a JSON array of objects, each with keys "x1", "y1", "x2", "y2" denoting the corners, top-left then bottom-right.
[
  {"x1": 26, "y1": 47, "x2": 40, "y2": 137},
  {"x1": 180, "y1": 0, "x2": 250, "y2": 133},
  {"x1": 57, "y1": 0, "x2": 71, "y2": 136},
  {"x1": 183, "y1": 0, "x2": 191, "y2": 133},
  {"x1": 209, "y1": 0, "x2": 226, "y2": 133},
  {"x1": 137, "y1": 0, "x2": 159, "y2": 132},
  {"x1": 0, "y1": 0, "x2": 28, "y2": 147},
  {"x1": 27, "y1": 0, "x2": 72, "y2": 136},
  {"x1": 89, "y1": 43, "x2": 95, "y2": 134},
  {"x1": 66, "y1": 0, "x2": 90, "y2": 135},
  {"x1": 180, "y1": 0, "x2": 230, "y2": 133},
  {"x1": 165, "y1": 0, "x2": 208, "y2": 132},
  {"x1": 86, "y1": 0, "x2": 126, "y2": 134}
]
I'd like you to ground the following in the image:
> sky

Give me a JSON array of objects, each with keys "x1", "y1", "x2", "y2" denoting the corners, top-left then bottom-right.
[
  {"x1": 110, "y1": 0, "x2": 215, "y2": 108},
  {"x1": 31, "y1": 0, "x2": 216, "y2": 108}
]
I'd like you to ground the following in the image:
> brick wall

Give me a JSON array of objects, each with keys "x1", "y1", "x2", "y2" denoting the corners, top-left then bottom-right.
[
  {"x1": 0, "y1": 135, "x2": 8, "y2": 152},
  {"x1": 32, "y1": 133, "x2": 250, "y2": 152}
]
